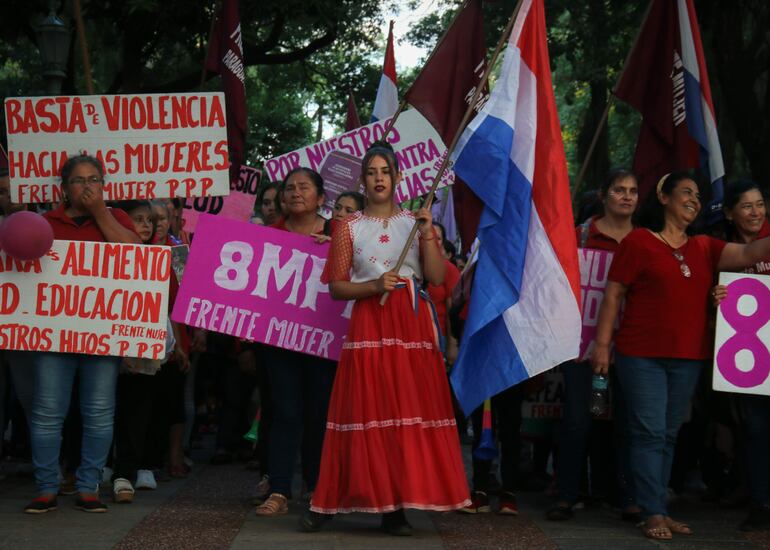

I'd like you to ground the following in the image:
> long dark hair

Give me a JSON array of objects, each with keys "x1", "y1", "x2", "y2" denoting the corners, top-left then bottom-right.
[
  {"x1": 361, "y1": 141, "x2": 400, "y2": 187},
  {"x1": 723, "y1": 178, "x2": 765, "y2": 211},
  {"x1": 257, "y1": 181, "x2": 281, "y2": 215},
  {"x1": 638, "y1": 171, "x2": 701, "y2": 232},
  {"x1": 723, "y1": 178, "x2": 767, "y2": 242}
]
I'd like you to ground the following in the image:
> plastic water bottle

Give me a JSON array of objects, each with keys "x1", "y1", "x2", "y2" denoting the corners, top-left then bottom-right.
[{"x1": 590, "y1": 374, "x2": 609, "y2": 417}]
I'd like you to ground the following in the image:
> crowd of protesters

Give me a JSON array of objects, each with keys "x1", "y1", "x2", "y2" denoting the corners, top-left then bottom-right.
[{"x1": 2, "y1": 153, "x2": 770, "y2": 541}]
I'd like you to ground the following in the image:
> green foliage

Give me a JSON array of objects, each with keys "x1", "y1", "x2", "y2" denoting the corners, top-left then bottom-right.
[{"x1": 3, "y1": 0, "x2": 768, "y2": 191}]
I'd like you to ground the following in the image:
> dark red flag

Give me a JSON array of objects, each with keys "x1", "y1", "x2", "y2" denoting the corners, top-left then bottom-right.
[
  {"x1": 613, "y1": 0, "x2": 724, "y2": 203},
  {"x1": 403, "y1": 0, "x2": 487, "y2": 254},
  {"x1": 345, "y1": 92, "x2": 361, "y2": 131},
  {"x1": 205, "y1": 0, "x2": 247, "y2": 178}
]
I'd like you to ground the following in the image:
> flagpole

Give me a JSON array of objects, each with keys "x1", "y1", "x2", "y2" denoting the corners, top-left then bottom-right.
[
  {"x1": 570, "y1": 0, "x2": 654, "y2": 200},
  {"x1": 380, "y1": 0, "x2": 525, "y2": 306},
  {"x1": 200, "y1": 0, "x2": 222, "y2": 88},
  {"x1": 381, "y1": 0, "x2": 476, "y2": 142},
  {"x1": 73, "y1": 0, "x2": 94, "y2": 94}
]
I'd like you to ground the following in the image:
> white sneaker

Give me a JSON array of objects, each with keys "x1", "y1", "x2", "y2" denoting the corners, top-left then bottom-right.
[
  {"x1": 135, "y1": 469, "x2": 157, "y2": 490},
  {"x1": 101, "y1": 466, "x2": 114, "y2": 484},
  {"x1": 113, "y1": 478, "x2": 135, "y2": 503}
]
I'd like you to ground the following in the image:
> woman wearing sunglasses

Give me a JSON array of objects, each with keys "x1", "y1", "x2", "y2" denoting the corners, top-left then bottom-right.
[{"x1": 591, "y1": 171, "x2": 770, "y2": 541}]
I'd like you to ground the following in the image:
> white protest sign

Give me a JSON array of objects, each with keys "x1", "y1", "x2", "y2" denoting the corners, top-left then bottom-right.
[
  {"x1": 0, "y1": 241, "x2": 170, "y2": 359},
  {"x1": 713, "y1": 272, "x2": 770, "y2": 395},
  {"x1": 264, "y1": 109, "x2": 453, "y2": 204},
  {"x1": 4, "y1": 93, "x2": 229, "y2": 203}
]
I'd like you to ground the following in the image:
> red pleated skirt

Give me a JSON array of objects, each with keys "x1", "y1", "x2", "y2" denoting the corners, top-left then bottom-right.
[{"x1": 310, "y1": 285, "x2": 470, "y2": 514}]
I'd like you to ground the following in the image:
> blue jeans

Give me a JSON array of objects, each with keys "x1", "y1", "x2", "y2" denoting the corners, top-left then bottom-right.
[
  {"x1": 614, "y1": 353, "x2": 702, "y2": 517},
  {"x1": 7, "y1": 350, "x2": 37, "y2": 415},
  {"x1": 30, "y1": 352, "x2": 119, "y2": 495},
  {"x1": 742, "y1": 395, "x2": 770, "y2": 507}
]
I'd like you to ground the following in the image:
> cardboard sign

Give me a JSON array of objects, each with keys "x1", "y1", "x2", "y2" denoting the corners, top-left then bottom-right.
[
  {"x1": 0, "y1": 241, "x2": 170, "y2": 358},
  {"x1": 4, "y1": 93, "x2": 229, "y2": 203},
  {"x1": 264, "y1": 109, "x2": 454, "y2": 204},
  {"x1": 171, "y1": 215, "x2": 350, "y2": 360},
  {"x1": 183, "y1": 165, "x2": 261, "y2": 233},
  {"x1": 521, "y1": 369, "x2": 564, "y2": 419},
  {"x1": 713, "y1": 272, "x2": 770, "y2": 395},
  {"x1": 578, "y1": 248, "x2": 614, "y2": 361}
]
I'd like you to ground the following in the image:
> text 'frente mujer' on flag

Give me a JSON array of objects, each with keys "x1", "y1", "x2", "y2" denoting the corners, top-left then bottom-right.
[
  {"x1": 449, "y1": 0, "x2": 581, "y2": 415},
  {"x1": 614, "y1": 0, "x2": 724, "y2": 209}
]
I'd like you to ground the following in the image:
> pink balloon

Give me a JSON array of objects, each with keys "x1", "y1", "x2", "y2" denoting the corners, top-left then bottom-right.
[{"x1": 1, "y1": 211, "x2": 54, "y2": 261}]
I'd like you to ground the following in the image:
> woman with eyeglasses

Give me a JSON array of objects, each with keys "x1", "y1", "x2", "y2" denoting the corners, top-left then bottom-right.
[
  {"x1": 591, "y1": 171, "x2": 770, "y2": 540},
  {"x1": 24, "y1": 155, "x2": 139, "y2": 515}
]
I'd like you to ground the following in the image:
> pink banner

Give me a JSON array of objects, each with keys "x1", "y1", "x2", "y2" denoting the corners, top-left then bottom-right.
[
  {"x1": 182, "y1": 165, "x2": 261, "y2": 233},
  {"x1": 171, "y1": 214, "x2": 349, "y2": 360},
  {"x1": 578, "y1": 248, "x2": 613, "y2": 361}
]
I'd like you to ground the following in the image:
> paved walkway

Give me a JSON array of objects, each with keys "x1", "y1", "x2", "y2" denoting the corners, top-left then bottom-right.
[{"x1": 2, "y1": 441, "x2": 770, "y2": 549}]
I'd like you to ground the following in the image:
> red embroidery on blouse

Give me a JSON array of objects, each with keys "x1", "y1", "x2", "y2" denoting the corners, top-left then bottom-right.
[{"x1": 379, "y1": 234, "x2": 390, "y2": 243}]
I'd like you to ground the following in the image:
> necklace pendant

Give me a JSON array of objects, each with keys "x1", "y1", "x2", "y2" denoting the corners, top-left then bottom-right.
[
  {"x1": 383, "y1": 219, "x2": 388, "y2": 229},
  {"x1": 680, "y1": 264, "x2": 692, "y2": 278}
]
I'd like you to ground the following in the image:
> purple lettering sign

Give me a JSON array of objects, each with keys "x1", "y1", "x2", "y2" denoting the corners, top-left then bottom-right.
[
  {"x1": 319, "y1": 150, "x2": 362, "y2": 211},
  {"x1": 183, "y1": 165, "x2": 261, "y2": 233},
  {"x1": 171, "y1": 215, "x2": 350, "y2": 360},
  {"x1": 263, "y1": 109, "x2": 454, "y2": 204},
  {"x1": 578, "y1": 248, "x2": 613, "y2": 361},
  {"x1": 713, "y1": 272, "x2": 770, "y2": 395}
]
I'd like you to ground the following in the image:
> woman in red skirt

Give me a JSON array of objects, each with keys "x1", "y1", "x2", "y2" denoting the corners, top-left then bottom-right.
[{"x1": 301, "y1": 145, "x2": 470, "y2": 535}]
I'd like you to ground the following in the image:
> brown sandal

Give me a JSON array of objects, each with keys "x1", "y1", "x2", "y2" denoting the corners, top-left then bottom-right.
[
  {"x1": 255, "y1": 493, "x2": 288, "y2": 516},
  {"x1": 665, "y1": 517, "x2": 693, "y2": 535},
  {"x1": 641, "y1": 521, "x2": 672, "y2": 540}
]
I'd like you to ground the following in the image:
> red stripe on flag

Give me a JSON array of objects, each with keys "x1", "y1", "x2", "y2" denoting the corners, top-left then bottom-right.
[
  {"x1": 383, "y1": 21, "x2": 397, "y2": 85},
  {"x1": 517, "y1": 0, "x2": 581, "y2": 304}
]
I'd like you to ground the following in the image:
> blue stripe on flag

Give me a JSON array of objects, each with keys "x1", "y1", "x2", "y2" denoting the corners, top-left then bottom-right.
[
  {"x1": 450, "y1": 114, "x2": 535, "y2": 413},
  {"x1": 682, "y1": 70, "x2": 709, "y2": 155},
  {"x1": 682, "y1": 69, "x2": 723, "y2": 204}
]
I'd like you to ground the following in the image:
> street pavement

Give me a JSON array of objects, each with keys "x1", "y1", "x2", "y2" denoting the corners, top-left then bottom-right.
[{"x1": 1, "y1": 439, "x2": 769, "y2": 549}]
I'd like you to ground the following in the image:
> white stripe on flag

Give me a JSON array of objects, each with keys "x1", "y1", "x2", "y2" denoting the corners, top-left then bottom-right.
[{"x1": 500, "y1": 56, "x2": 580, "y2": 375}]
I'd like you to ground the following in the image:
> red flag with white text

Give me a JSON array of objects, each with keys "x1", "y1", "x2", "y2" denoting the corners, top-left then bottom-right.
[
  {"x1": 404, "y1": 0, "x2": 488, "y2": 253},
  {"x1": 205, "y1": 0, "x2": 247, "y2": 178}
]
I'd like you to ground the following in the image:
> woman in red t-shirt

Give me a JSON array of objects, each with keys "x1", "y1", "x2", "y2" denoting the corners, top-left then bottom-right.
[
  {"x1": 548, "y1": 169, "x2": 639, "y2": 522},
  {"x1": 26, "y1": 155, "x2": 139, "y2": 514},
  {"x1": 712, "y1": 179, "x2": 770, "y2": 531},
  {"x1": 592, "y1": 172, "x2": 770, "y2": 540}
]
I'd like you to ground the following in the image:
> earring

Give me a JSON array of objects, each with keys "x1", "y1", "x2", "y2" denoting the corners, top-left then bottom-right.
[{"x1": 63, "y1": 194, "x2": 70, "y2": 205}]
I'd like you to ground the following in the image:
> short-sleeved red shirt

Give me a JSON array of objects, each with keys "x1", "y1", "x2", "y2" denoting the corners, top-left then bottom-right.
[
  {"x1": 427, "y1": 259, "x2": 461, "y2": 336},
  {"x1": 44, "y1": 205, "x2": 137, "y2": 242},
  {"x1": 608, "y1": 228, "x2": 726, "y2": 360},
  {"x1": 576, "y1": 216, "x2": 624, "y2": 252}
]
